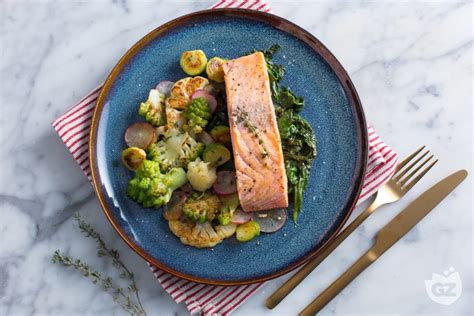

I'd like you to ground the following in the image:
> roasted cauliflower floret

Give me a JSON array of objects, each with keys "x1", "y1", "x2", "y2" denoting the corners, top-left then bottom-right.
[
  {"x1": 182, "y1": 191, "x2": 220, "y2": 223},
  {"x1": 138, "y1": 89, "x2": 166, "y2": 126},
  {"x1": 186, "y1": 158, "x2": 217, "y2": 192},
  {"x1": 168, "y1": 221, "x2": 223, "y2": 248},
  {"x1": 147, "y1": 128, "x2": 204, "y2": 173},
  {"x1": 166, "y1": 76, "x2": 210, "y2": 110},
  {"x1": 166, "y1": 96, "x2": 189, "y2": 111},
  {"x1": 185, "y1": 76, "x2": 210, "y2": 98},
  {"x1": 165, "y1": 106, "x2": 187, "y2": 130}
]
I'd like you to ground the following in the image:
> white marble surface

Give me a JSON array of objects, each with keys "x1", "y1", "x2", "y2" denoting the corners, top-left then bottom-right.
[{"x1": 0, "y1": 0, "x2": 472, "y2": 315}]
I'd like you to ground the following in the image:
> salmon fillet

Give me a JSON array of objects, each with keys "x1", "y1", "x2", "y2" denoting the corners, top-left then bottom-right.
[{"x1": 223, "y1": 52, "x2": 288, "y2": 212}]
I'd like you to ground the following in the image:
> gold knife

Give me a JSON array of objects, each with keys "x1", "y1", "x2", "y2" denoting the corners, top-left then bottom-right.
[{"x1": 299, "y1": 169, "x2": 468, "y2": 315}]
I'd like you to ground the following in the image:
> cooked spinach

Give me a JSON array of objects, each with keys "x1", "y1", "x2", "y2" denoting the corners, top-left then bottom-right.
[
  {"x1": 273, "y1": 85, "x2": 305, "y2": 113},
  {"x1": 258, "y1": 45, "x2": 317, "y2": 222},
  {"x1": 278, "y1": 112, "x2": 316, "y2": 221}
]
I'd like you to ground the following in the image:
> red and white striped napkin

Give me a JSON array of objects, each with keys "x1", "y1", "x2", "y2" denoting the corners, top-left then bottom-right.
[{"x1": 52, "y1": 0, "x2": 398, "y2": 315}]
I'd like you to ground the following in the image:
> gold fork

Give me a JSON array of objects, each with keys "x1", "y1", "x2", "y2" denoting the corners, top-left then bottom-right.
[{"x1": 266, "y1": 146, "x2": 438, "y2": 309}]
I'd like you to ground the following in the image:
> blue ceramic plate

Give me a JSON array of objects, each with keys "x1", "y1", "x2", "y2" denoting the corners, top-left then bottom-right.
[{"x1": 90, "y1": 9, "x2": 367, "y2": 285}]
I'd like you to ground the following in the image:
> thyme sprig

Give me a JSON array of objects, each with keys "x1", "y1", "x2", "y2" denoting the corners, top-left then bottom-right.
[{"x1": 52, "y1": 213, "x2": 147, "y2": 316}]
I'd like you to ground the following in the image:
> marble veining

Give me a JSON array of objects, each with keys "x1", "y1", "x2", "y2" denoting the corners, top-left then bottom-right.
[{"x1": 0, "y1": 0, "x2": 472, "y2": 315}]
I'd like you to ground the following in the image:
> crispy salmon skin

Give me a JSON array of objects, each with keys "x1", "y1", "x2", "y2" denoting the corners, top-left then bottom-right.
[{"x1": 223, "y1": 52, "x2": 288, "y2": 212}]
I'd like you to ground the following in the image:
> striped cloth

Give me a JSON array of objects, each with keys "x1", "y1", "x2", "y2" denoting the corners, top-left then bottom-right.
[{"x1": 51, "y1": 1, "x2": 398, "y2": 315}]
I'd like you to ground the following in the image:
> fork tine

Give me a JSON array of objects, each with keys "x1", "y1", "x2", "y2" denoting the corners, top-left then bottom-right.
[
  {"x1": 394, "y1": 146, "x2": 426, "y2": 173},
  {"x1": 399, "y1": 154, "x2": 433, "y2": 186},
  {"x1": 393, "y1": 150, "x2": 429, "y2": 181},
  {"x1": 403, "y1": 159, "x2": 438, "y2": 192}
]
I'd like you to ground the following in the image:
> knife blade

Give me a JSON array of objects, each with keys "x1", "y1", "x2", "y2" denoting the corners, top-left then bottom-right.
[
  {"x1": 372, "y1": 169, "x2": 467, "y2": 257},
  {"x1": 300, "y1": 169, "x2": 468, "y2": 315}
]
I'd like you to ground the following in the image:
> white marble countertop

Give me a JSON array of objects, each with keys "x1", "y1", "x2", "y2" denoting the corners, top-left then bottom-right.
[{"x1": 0, "y1": 0, "x2": 472, "y2": 315}]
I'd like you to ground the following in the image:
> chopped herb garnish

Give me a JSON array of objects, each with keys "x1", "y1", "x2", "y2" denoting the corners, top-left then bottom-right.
[{"x1": 234, "y1": 108, "x2": 269, "y2": 157}]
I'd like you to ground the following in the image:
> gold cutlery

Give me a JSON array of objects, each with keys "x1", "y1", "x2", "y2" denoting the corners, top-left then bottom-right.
[
  {"x1": 266, "y1": 146, "x2": 437, "y2": 309},
  {"x1": 300, "y1": 169, "x2": 468, "y2": 315}
]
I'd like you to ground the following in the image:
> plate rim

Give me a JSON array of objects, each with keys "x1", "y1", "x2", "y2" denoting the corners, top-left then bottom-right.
[{"x1": 89, "y1": 8, "x2": 368, "y2": 286}]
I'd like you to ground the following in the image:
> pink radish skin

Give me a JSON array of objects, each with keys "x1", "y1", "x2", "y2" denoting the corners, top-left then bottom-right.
[
  {"x1": 213, "y1": 171, "x2": 237, "y2": 195},
  {"x1": 196, "y1": 131, "x2": 214, "y2": 145},
  {"x1": 251, "y1": 208, "x2": 287, "y2": 233},
  {"x1": 191, "y1": 89, "x2": 217, "y2": 113},
  {"x1": 124, "y1": 122, "x2": 157, "y2": 149},
  {"x1": 230, "y1": 208, "x2": 252, "y2": 224},
  {"x1": 155, "y1": 81, "x2": 174, "y2": 96}
]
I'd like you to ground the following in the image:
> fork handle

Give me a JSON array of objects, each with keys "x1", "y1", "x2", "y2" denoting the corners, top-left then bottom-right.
[
  {"x1": 299, "y1": 250, "x2": 375, "y2": 315},
  {"x1": 265, "y1": 199, "x2": 382, "y2": 309}
]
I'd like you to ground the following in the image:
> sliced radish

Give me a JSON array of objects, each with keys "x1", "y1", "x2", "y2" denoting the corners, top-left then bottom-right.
[
  {"x1": 230, "y1": 208, "x2": 252, "y2": 224},
  {"x1": 196, "y1": 131, "x2": 214, "y2": 145},
  {"x1": 155, "y1": 81, "x2": 174, "y2": 96},
  {"x1": 191, "y1": 89, "x2": 217, "y2": 113},
  {"x1": 213, "y1": 171, "x2": 237, "y2": 195},
  {"x1": 251, "y1": 208, "x2": 287, "y2": 233},
  {"x1": 164, "y1": 191, "x2": 187, "y2": 221},
  {"x1": 124, "y1": 122, "x2": 157, "y2": 149}
]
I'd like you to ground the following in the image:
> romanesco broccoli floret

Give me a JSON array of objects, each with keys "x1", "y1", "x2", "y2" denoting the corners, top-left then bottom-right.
[
  {"x1": 146, "y1": 143, "x2": 160, "y2": 162},
  {"x1": 147, "y1": 128, "x2": 204, "y2": 172},
  {"x1": 216, "y1": 210, "x2": 231, "y2": 225},
  {"x1": 127, "y1": 160, "x2": 187, "y2": 208},
  {"x1": 182, "y1": 191, "x2": 220, "y2": 223},
  {"x1": 184, "y1": 97, "x2": 211, "y2": 133},
  {"x1": 138, "y1": 89, "x2": 166, "y2": 126},
  {"x1": 216, "y1": 193, "x2": 240, "y2": 225}
]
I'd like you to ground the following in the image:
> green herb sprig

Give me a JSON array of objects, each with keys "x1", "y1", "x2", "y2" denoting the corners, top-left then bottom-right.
[{"x1": 52, "y1": 213, "x2": 147, "y2": 316}]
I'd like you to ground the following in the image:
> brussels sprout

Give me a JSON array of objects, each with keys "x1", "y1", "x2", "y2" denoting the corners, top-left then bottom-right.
[
  {"x1": 210, "y1": 125, "x2": 231, "y2": 144},
  {"x1": 236, "y1": 221, "x2": 260, "y2": 242},
  {"x1": 121, "y1": 147, "x2": 146, "y2": 170},
  {"x1": 180, "y1": 50, "x2": 207, "y2": 76},
  {"x1": 206, "y1": 57, "x2": 227, "y2": 83},
  {"x1": 202, "y1": 143, "x2": 231, "y2": 167}
]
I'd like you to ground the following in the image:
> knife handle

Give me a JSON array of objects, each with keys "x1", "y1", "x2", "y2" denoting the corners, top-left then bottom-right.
[
  {"x1": 299, "y1": 250, "x2": 376, "y2": 316},
  {"x1": 266, "y1": 200, "x2": 382, "y2": 309}
]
